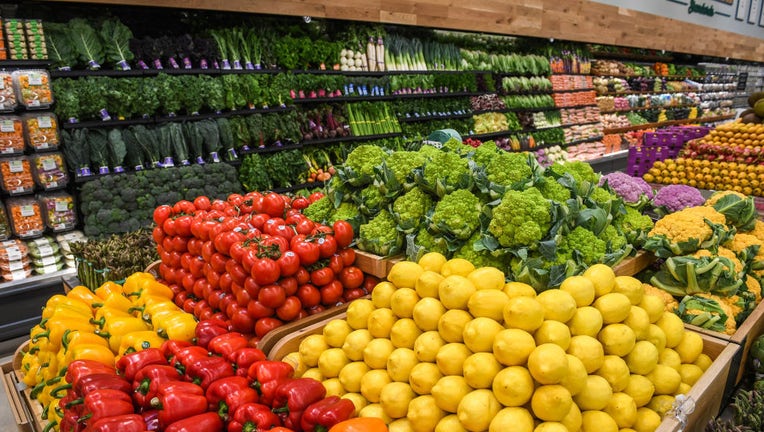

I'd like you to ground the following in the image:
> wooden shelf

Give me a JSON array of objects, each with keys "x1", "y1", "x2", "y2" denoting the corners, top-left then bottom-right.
[{"x1": 602, "y1": 114, "x2": 735, "y2": 134}]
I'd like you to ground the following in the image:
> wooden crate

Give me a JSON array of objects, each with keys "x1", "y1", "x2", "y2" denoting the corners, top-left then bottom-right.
[
  {"x1": 2, "y1": 341, "x2": 43, "y2": 432},
  {"x1": 258, "y1": 301, "x2": 355, "y2": 356},
  {"x1": 267, "y1": 310, "x2": 349, "y2": 361},
  {"x1": 613, "y1": 250, "x2": 655, "y2": 277}
]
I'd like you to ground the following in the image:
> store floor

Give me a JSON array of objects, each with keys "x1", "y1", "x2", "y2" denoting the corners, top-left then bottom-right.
[{"x1": 0, "y1": 335, "x2": 35, "y2": 431}]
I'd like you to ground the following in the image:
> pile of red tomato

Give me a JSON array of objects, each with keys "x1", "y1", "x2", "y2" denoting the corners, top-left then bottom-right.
[{"x1": 152, "y1": 191, "x2": 378, "y2": 340}]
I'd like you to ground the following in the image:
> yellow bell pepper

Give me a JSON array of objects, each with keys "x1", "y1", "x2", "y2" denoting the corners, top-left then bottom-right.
[
  {"x1": 144, "y1": 301, "x2": 182, "y2": 325},
  {"x1": 95, "y1": 281, "x2": 124, "y2": 299},
  {"x1": 21, "y1": 352, "x2": 41, "y2": 386},
  {"x1": 155, "y1": 312, "x2": 197, "y2": 342},
  {"x1": 34, "y1": 318, "x2": 95, "y2": 352},
  {"x1": 91, "y1": 307, "x2": 132, "y2": 327},
  {"x1": 122, "y1": 272, "x2": 157, "y2": 297},
  {"x1": 129, "y1": 280, "x2": 174, "y2": 301},
  {"x1": 42, "y1": 296, "x2": 92, "y2": 320},
  {"x1": 43, "y1": 396, "x2": 62, "y2": 426},
  {"x1": 41, "y1": 304, "x2": 93, "y2": 327},
  {"x1": 117, "y1": 330, "x2": 167, "y2": 358},
  {"x1": 30, "y1": 374, "x2": 63, "y2": 405},
  {"x1": 63, "y1": 343, "x2": 115, "y2": 368},
  {"x1": 96, "y1": 292, "x2": 133, "y2": 313},
  {"x1": 96, "y1": 316, "x2": 150, "y2": 352},
  {"x1": 66, "y1": 286, "x2": 101, "y2": 310},
  {"x1": 61, "y1": 329, "x2": 109, "y2": 353},
  {"x1": 29, "y1": 325, "x2": 49, "y2": 353},
  {"x1": 42, "y1": 354, "x2": 60, "y2": 382}
]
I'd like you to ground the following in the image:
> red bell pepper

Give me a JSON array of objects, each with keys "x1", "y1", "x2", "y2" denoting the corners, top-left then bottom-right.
[
  {"x1": 272, "y1": 378, "x2": 327, "y2": 430},
  {"x1": 226, "y1": 402, "x2": 282, "y2": 432},
  {"x1": 64, "y1": 360, "x2": 116, "y2": 387},
  {"x1": 141, "y1": 409, "x2": 160, "y2": 432},
  {"x1": 195, "y1": 319, "x2": 230, "y2": 349},
  {"x1": 59, "y1": 410, "x2": 83, "y2": 432},
  {"x1": 170, "y1": 346, "x2": 211, "y2": 374},
  {"x1": 79, "y1": 389, "x2": 135, "y2": 426},
  {"x1": 160, "y1": 340, "x2": 193, "y2": 359},
  {"x1": 59, "y1": 389, "x2": 81, "y2": 415},
  {"x1": 208, "y1": 332, "x2": 249, "y2": 358},
  {"x1": 184, "y1": 355, "x2": 235, "y2": 389},
  {"x1": 132, "y1": 364, "x2": 183, "y2": 408},
  {"x1": 151, "y1": 381, "x2": 208, "y2": 428},
  {"x1": 164, "y1": 412, "x2": 224, "y2": 432},
  {"x1": 53, "y1": 373, "x2": 132, "y2": 400},
  {"x1": 117, "y1": 348, "x2": 167, "y2": 380},
  {"x1": 88, "y1": 414, "x2": 147, "y2": 432},
  {"x1": 230, "y1": 348, "x2": 266, "y2": 377},
  {"x1": 205, "y1": 376, "x2": 259, "y2": 419},
  {"x1": 300, "y1": 396, "x2": 355, "y2": 432},
  {"x1": 247, "y1": 361, "x2": 294, "y2": 406}
]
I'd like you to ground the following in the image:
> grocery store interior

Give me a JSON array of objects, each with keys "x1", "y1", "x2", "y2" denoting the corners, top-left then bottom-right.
[{"x1": 0, "y1": 0, "x2": 763, "y2": 431}]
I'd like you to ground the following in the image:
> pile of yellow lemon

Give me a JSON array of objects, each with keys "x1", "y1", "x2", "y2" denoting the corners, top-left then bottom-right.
[{"x1": 283, "y1": 254, "x2": 710, "y2": 432}]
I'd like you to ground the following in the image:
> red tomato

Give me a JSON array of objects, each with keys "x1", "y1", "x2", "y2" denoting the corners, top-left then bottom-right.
[
  {"x1": 292, "y1": 240, "x2": 320, "y2": 266},
  {"x1": 294, "y1": 219, "x2": 316, "y2": 235},
  {"x1": 245, "y1": 192, "x2": 264, "y2": 213},
  {"x1": 219, "y1": 272, "x2": 233, "y2": 293},
  {"x1": 344, "y1": 288, "x2": 366, "y2": 302},
  {"x1": 235, "y1": 287, "x2": 252, "y2": 307},
  {"x1": 183, "y1": 298, "x2": 198, "y2": 315},
  {"x1": 162, "y1": 236, "x2": 175, "y2": 253},
  {"x1": 291, "y1": 196, "x2": 310, "y2": 210},
  {"x1": 162, "y1": 218, "x2": 177, "y2": 237},
  {"x1": 209, "y1": 253, "x2": 228, "y2": 274},
  {"x1": 153, "y1": 205, "x2": 173, "y2": 226},
  {"x1": 227, "y1": 194, "x2": 245, "y2": 208},
  {"x1": 241, "y1": 249, "x2": 258, "y2": 274},
  {"x1": 317, "y1": 236, "x2": 338, "y2": 259},
  {"x1": 279, "y1": 276, "x2": 298, "y2": 297},
  {"x1": 255, "y1": 317, "x2": 283, "y2": 338},
  {"x1": 187, "y1": 238, "x2": 203, "y2": 256},
  {"x1": 333, "y1": 221, "x2": 354, "y2": 248},
  {"x1": 192, "y1": 279, "x2": 207, "y2": 299},
  {"x1": 194, "y1": 299, "x2": 211, "y2": 317},
  {"x1": 230, "y1": 305, "x2": 254, "y2": 334},
  {"x1": 229, "y1": 281, "x2": 242, "y2": 296},
  {"x1": 328, "y1": 255, "x2": 344, "y2": 275},
  {"x1": 308, "y1": 305, "x2": 326, "y2": 315},
  {"x1": 262, "y1": 192, "x2": 286, "y2": 218},
  {"x1": 248, "y1": 213, "x2": 270, "y2": 231},
  {"x1": 201, "y1": 241, "x2": 216, "y2": 262},
  {"x1": 193, "y1": 196, "x2": 211, "y2": 211},
  {"x1": 218, "y1": 293, "x2": 236, "y2": 316},
  {"x1": 261, "y1": 236, "x2": 289, "y2": 258},
  {"x1": 174, "y1": 215, "x2": 193, "y2": 237},
  {"x1": 214, "y1": 231, "x2": 244, "y2": 256},
  {"x1": 297, "y1": 284, "x2": 321, "y2": 308},
  {"x1": 180, "y1": 253, "x2": 193, "y2": 271},
  {"x1": 364, "y1": 275, "x2": 380, "y2": 293},
  {"x1": 277, "y1": 251, "x2": 300, "y2": 276},
  {"x1": 181, "y1": 273, "x2": 196, "y2": 292},
  {"x1": 189, "y1": 256, "x2": 205, "y2": 279},
  {"x1": 174, "y1": 291, "x2": 190, "y2": 309},
  {"x1": 251, "y1": 258, "x2": 280, "y2": 286},
  {"x1": 211, "y1": 199, "x2": 227, "y2": 212},
  {"x1": 152, "y1": 226, "x2": 165, "y2": 245},
  {"x1": 339, "y1": 267, "x2": 364, "y2": 290},
  {"x1": 320, "y1": 280, "x2": 344, "y2": 305},
  {"x1": 247, "y1": 300, "x2": 274, "y2": 320},
  {"x1": 207, "y1": 290, "x2": 224, "y2": 310},
  {"x1": 311, "y1": 225, "x2": 333, "y2": 236},
  {"x1": 276, "y1": 296, "x2": 302, "y2": 321},
  {"x1": 295, "y1": 267, "x2": 310, "y2": 285},
  {"x1": 285, "y1": 213, "x2": 306, "y2": 226},
  {"x1": 308, "y1": 192, "x2": 325, "y2": 203},
  {"x1": 173, "y1": 200, "x2": 196, "y2": 215},
  {"x1": 206, "y1": 269, "x2": 221, "y2": 290},
  {"x1": 339, "y1": 248, "x2": 356, "y2": 267},
  {"x1": 226, "y1": 260, "x2": 248, "y2": 286},
  {"x1": 257, "y1": 284, "x2": 286, "y2": 309},
  {"x1": 311, "y1": 267, "x2": 335, "y2": 287},
  {"x1": 172, "y1": 236, "x2": 189, "y2": 253},
  {"x1": 244, "y1": 277, "x2": 260, "y2": 298}
]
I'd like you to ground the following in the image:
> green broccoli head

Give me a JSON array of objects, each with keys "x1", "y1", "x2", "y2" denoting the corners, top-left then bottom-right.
[
  {"x1": 392, "y1": 187, "x2": 434, "y2": 233},
  {"x1": 453, "y1": 231, "x2": 507, "y2": 270},
  {"x1": 303, "y1": 196, "x2": 333, "y2": 223},
  {"x1": 489, "y1": 188, "x2": 552, "y2": 249},
  {"x1": 472, "y1": 141, "x2": 501, "y2": 167},
  {"x1": 486, "y1": 152, "x2": 533, "y2": 187},
  {"x1": 441, "y1": 137, "x2": 472, "y2": 157},
  {"x1": 615, "y1": 206, "x2": 655, "y2": 247},
  {"x1": 590, "y1": 186, "x2": 618, "y2": 205},
  {"x1": 566, "y1": 226, "x2": 606, "y2": 265},
  {"x1": 537, "y1": 177, "x2": 571, "y2": 203},
  {"x1": 385, "y1": 151, "x2": 426, "y2": 184},
  {"x1": 430, "y1": 189, "x2": 482, "y2": 241},
  {"x1": 600, "y1": 224, "x2": 628, "y2": 252},
  {"x1": 358, "y1": 209, "x2": 403, "y2": 256},
  {"x1": 421, "y1": 150, "x2": 472, "y2": 197},
  {"x1": 418, "y1": 144, "x2": 442, "y2": 160},
  {"x1": 547, "y1": 160, "x2": 599, "y2": 185},
  {"x1": 344, "y1": 145, "x2": 387, "y2": 178},
  {"x1": 357, "y1": 185, "x2": 389, "y2": 217}
]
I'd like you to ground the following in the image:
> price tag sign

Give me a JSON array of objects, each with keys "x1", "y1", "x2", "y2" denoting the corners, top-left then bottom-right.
[
  {"x1": 9, "y1": 160, "x2": 24, "y2": 173},
  {"x1": 10, "y1": 269, "x2": 27, "y2": 280},
  {"x1": 29, "y1": 73, "x2": 42, "y2": 86},
  {"x1": 8, "y1": 260, "x2": 24, "y2": 271},
  {"x1": 0, "y1": 120, "x2": 15, "y2": 133},
  {"x1": 5, "y1": 248, "x2": 21, "y2": 261},
  {"x1": 37, "y1": 116, "x2": 52, "y2": 129},
  {"x1": 41, "y1": 158, "x2": 57, "y2": 171},
  {"x1": 55, "y1": 200, "x2": 69, "y2": 212},
  {"x1": 20, "y1": 205, "x2": 35, "y2": 217},
  {"x1": 41, "y1": 255, "x2": 57, "y2": 266}
]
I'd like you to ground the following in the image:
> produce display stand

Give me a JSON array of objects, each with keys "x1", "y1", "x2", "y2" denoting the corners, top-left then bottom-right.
[{"x1": 3, "y1": 341, "x2": 43, "y2": 432}]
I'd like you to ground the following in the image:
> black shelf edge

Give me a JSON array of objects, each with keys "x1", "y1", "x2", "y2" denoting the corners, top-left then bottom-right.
[
  {"x1": 550, "y1": 72, "x2": 592, "y2": 77},
  {"x1": 561, "y1": 121, "x2": 602, "y2": 128},
  {"x1": 495, "y1": 72, "x2": 553, "y2": 77},
  {"x1": 63, "y1": 106, "x2": 294, "y2": 129},
  {"x1": 554, "y1": 103, "x2": 599, "y2": 109},
  {"x1": 467, "y1": 130, "x2": 526, "y2": 140},
  {"x1": 0, "y1": 60, "x2": 51, "y2": 69},
  {"x1": 500, "y1": 90, "x2": 554, "y2": 96},
  {"x1": 0, "y1": 268, "x2": 75, "y2": 298},
  {"x1": 552, "y1": 88, "x2": 596, "y2": 93},
  {"x1": 72, "y1": 161, "x2": 236, "y2": 184},
  {"x1": 292, "y1": 91, "x2": 486, "y2": 104},
  {"x1": 62, "y1": 117, "x2": 153, "y2": 129},
  {"x1": 472, "y1": 107, "x2": 558, "y2": 115},
  {"x1": 599, "y1": 104, "x2": 697, "y2": 114},
  {"x1": 292, "y1": 69, "x2": 487, "y2": 76},
  {"x1": 303, "y1": 132, "x2": 402, "y2": 146},
  {"x1": 397, "y1": 112, "x2": 473, "y2": 123},
  {"x1": 590, "y1": 51, "x2": 673, "y2": 62},
  {"x1": 273, "y1": 181, "x2": 326, "y2": 194},
  {"x1": 566, "y1": 136, "x2": 605, "y2": 145},
  {"x1": 240, "y1": 143, "x2": 304, "y2": 155},
  {"x1": 51, "y1": 69, "x2": 147, "y2": 78}
]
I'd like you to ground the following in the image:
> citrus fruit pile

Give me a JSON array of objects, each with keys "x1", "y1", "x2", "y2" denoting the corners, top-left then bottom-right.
[{"x1": 282, "y1": 255, "x2": 712, "y2": 432}]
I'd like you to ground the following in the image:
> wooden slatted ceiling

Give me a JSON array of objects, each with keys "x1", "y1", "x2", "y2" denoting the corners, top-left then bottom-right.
[{"x1": 44, "y1": 0, "x2": 764, "y2": 62}]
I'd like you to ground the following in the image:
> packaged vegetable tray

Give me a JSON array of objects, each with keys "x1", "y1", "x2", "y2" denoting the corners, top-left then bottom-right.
[
  {"x1": 7, "y1": 197, "x2": 44, "y2": 238},
  {"x1": 0, "y1": 239, "x2": 28, "y2": 262},
  {"x1": 0, "y1": 256, "x2": 30, "y2": 272},
  {"x1": 0, "y1": 204, "x2": 10, "y2": 241},
  {"x1": 0, "y1": 72, "x2": 17, "y2": 111},
  {"x1": 26, "y1": 236, "x2": 59, "y2": 259},
  {"x1": 31, "y1": 152, "x2": 68, "y2": 190},
  {"x1": 0, "y1": 156, "x2": 35, "y2": 195},
  {"x1": 12, "y1": 70, "x2": 53, "y2": 109},
  {"x1": 1, "y1": 261, "x2": 31, "y2": 281},
  {"x1": 0, "y1": 116, "x2": 25, "y2": 155},
  {"x1": 24, "y1": 113, "x2": 59, "y2": 151},
  {"x1": 39, "y1": 192, "x2": 76, "y2": 232}
]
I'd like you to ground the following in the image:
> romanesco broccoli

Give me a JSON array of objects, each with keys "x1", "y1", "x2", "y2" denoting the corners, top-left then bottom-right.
[
  {"x1": 328, "y1": 202, "x2": 364, "y2": 232},
  {"x1": 430, "y1": 189, "x2": 482, "y2": 240},
  {"x1": 343, "y1": 145, "x2": 388, "y2": 185},
  {"x1": 485, "y1": 152, "x2": 533, "y2": 187},
  {"x1": 303, "y1": 196, "x2": 333, "y2": 223},
  {"x1": 421, "y1": 150, "x2": 473, "y2": 197},
  {"x1": 453, "y1": 231, "x2": 507, "y2": 269},
  {"x1": 418, "y1": 144, "x2": 442, "y2": 160},
  {"x1": 548, "y1": 160, "x2": 599, "y2": 185},
  {"x1": 406, "y1": 228, "x2": 449, "y2": 261},
  {"x1": 392, "y1": 187, "x2": 434, "y2": 233},
  {"x1": 599, "y1": 224, "x2": 628, "y2": 252},
  {"x1": 472, "y1": 141, "x2": 501, "y2": 167},
  {"x1": 357, "y1": 186, "x2": 389, "y2": 217},
  {"x1": 358, "y1": 209, "x2": 403, "y2": 256},
  {"x1": 537, "y1": 177, "x2": 571, "y2": 202},
  {"x1": 441, "y1": 137, "x2": 472, "y2": 156},
  {"x1": 615, "y1": 206, "x2": 654, "y2": 247},
  {"x1": 566, "y1": 226, "x2": 606, "y2": 264},
  {"x1": 489, "y1": 188, "x2": 551, "y2": 249},
  {"x1": 384, "y1": 151, "x2": 426, "y2": 184}
]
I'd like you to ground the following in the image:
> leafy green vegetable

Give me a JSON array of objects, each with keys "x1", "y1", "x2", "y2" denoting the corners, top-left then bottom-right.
[
  {"x1": 239, "y1": 153, "x2": 272, "y2": 192},
  {"x1": 107, "y1": 129, "x2": 127, "y2": 171},
  {"x1": 183, "y1": 122, "x2": 204, "y2": 164},
  {"x1": 155, "y1": 74, "x2": 183, "y2": 115},
  {"x1": 99, "y1": 19, "x2": 134, "y2": 70},
  {"x1": 67, "y1": 18, "x2": 104, "y2": 70},
  {"x1": 44, "y1": 22, "x2": 77, "y2": 70},
  {"x1": 87, "y1": 128, "x2": 110, "y2": 171},
  {"x1": 263, "y1": 149, "x2": 307, "y2": 188},
  {"x1": 650, "y1": 255, "x2": 743, "y2": 297},
  {"x1": 61, "y1": 129, "x2": 90, "y2": 175}
]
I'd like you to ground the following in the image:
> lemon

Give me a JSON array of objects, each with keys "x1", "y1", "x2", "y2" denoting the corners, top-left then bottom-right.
[
  {"x1": 388, "y1": 261, "x2": 425, "y2": 289},
  {"x1": 560, "y1": 354, "x2": 588, "y2": 396},
  {"x1": 282, "y1": 352, "x2": 307, "y2": 378},
  {"x1": 534, "y1": 320, "x2": 572, "y2": 350},
  {"x1": 624, "y1": 374, "x2": 655, "y2": 407},
  {"x1": 674, "y1": 331, "x2": 703, "y2": 363},
  {"x1": 632, "y1": 407, "x2": 662, "y2": 432},
  {"x1": 534, "y1": 421, "x2": 568, "y2": 432},
  {"x1": 414, "y1": 331, "x2": 446, "y2": 362},
  {"x1": 694, "y1": 353, "x2": 713, "y2": 371},
  {"x1": 659, "y1": 348, "x2": 682, "y2": 371},
  {"x1": 458, "y1": 389, "x2": 501, "y2": 431},
  {"x1": 341, "y1": 392, "x2": 367, "y2": 415},
  {"x1": 561, "y1": 403, "x2": 583, "y2": 432},
  {"x1": 583, "y1": 264, "x2": 616, "y2": 297},
  {"x1": 436, "y1": 343, "x2": 472, "y2": 376},
  {"x1": 439, "y1": 276, "x2": 477, "y2": 310},
  {"x1": 492, "y1": 366, "x2": 535, "y2": 406},
  {"x1": 391, "y1": 288, "x2": 421, "y2": 319},
  {"x1": 363, "y1": 338, "x2": 395, "y2": 369},
  {"x1": 468, "y1": 266, "x2": 505, "y2": 291},
  {"x1": 438, "y1": 309, "x2": 473, "y2": 343},
  {"x1": 624, "y1": 306, "x2": 651, "y2": 340},
  {"x1": 528, "y1": 343, "x2": 569, "y2": 384},
  {"x1": 581, "y1": 410, "x2": 618, "y2": 432},
  {"x1": 604, "y1": 392, "x2": 637, "y2": 428},
  {"x1": 359, "y1": 403, "x2": 393, "y2": 423},
  {"x1": 647, "y1": 394, "x2": 675, "y2": 416},
  {"x1": 645, "y1": 324, "x2": 667, "y2": 352},
  {"x1": 638, "y1": 294, "x2": 665, "y2": 323},
  {"x1": 463, "y1": 352, "x2": 502, "y2": 389},
  {"x1": 679, "y1": 364, "x2": 704, "y2": 386},
  {"x1": 567, "y1": 335, "x2": 605, "y2": 373},
  {"x1": 537, "y1": 289, "x2": 578, "y2": 322},
  {"x1": 560, "y1": 275, "x2": 596, "y2": 307},
  {"x1": 408, "y1": 395, "x2": 445, "y2": 432},
  {"x1": 656, "y1": 312, "x2": 685, "y2": 348},
  {"x1": 387, "y1": 348, "x2": 419, "y2": 382},
  {"x1": 676, "y1": 382, "x2": 692, "y2": 395},
  {"x1": 318, "y1": 348, "x2": 350, "y2": 378},
  {"x1": 388, "y1": 418, "x2": 412, "y2": 432},
  {"x1": 504, "y1": 281, "x2": 537, "y2": 298},
  {"x1": 324, "y1": 319, "x2": 353, "y2": 348},
  {"x1": 300, "y1": 334, "x2": 329, "y2": 367},
  {"x1": 646, "y1": 364, "x2": 681, "y2": 395},
  {"x1": 409, "y1": 362, "x2": 443, "y2": 395},
  {"x1": 493, "y1": 328, "x2": 537, "y2": 366},
  {"x1": 372, "y1": 282, "x2": 397, "y2": 309},
  {"x1": 463, "y1": 317, "x2": 504, "y2": 353},
  {"x1": 440, "y1": 258, "x2": 475, "y2": 277},
  {"x1": 391, "y1": 318, "x2": 422, "y2": 349},
  {"x1": 415, "y1": 271, "x2": 445, "y2": 299},
  {"x1": 503, "y1": 296, "x2": 545, "y2": 332},
  {"x1": 626, "y1": 341, "x2": 659, "y2": 375},
  {"x1": 598, "y1": 323, "x2": 636, "y2": 357},
  {"x1": 432, "y1": 375, "x2": 473, "y2": 413},
  {"x1": 468, "y1": 289, "x2": 509, "y2": 322},
  {"x1": 490, "y1": 407, "x2": 534, "y2": 432},
  {"x1": 594, "y1": 293, "x2": 632, "y2": 324},
  {"x1": 360, "y1": 369, "x2": 392, "y2": 403},
  {"x1": 302, "y1": 368, "x2": 323, "y2": 382},
  {"x1": 343, "y1": 329, "x2": 373, "y2": 361},
  {"x1": 339, "y1": 362, "x2": 370, "y2": 393},
  {"x1": 380, "y1": 381, "x2": 416, "y2": 419},
  {"x1": 613, "y1": 276, "x2": 644, "y2": 305},
  {"x1": 323, "y1": 378, "x2": 346, "y2": 397},
  {"x1": 368, "y1": 308, "x2": 397, "y2": 339},
  {"x1": 531, "y1": 385, "x2": 573, "y2": 422},
  {"x1": 568, "y1": 306, "x2": 604, "y2": 337},
  {"x1": 597, "y1": 355, "x2": 631, "y2": 392},
  {"x1": 347, "y1": 299, "x2": 376, "y2": 330},
  {"x1": 419, "y1": 252, "x2": 447, "y2": 273},
  {"x1": 436, "y1": 414, "x2": 468, "y2": 432},
  {"x1": 574, "y1": 375, "x2": 613, "y2": 410},
  {"x1": 413, "y1": 297, "x2": 446, "y2": 331}
]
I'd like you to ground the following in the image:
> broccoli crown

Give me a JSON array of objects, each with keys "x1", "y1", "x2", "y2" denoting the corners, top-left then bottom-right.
[
  {"x1": 345, "y1": 145, "x2": 387, "y2": 178},
  {"x1": 616, "y1": 206, "x2": 654, "y2": 234},
  {"x1": 358, "y1": 186, "x2": 389, "y2": 215},
  {"x1": 486, "y1": 152, "x2": 533, "y2": 186},
  {"x1": 431, "y1": 189, "x2": 482, "y2": 240},
  {"x1": 441, "y1": 137, "x2": 472, "y2": 156},
  {"x1": 422, "y1": 151, "x2": 471, "y2": 189},
  {"x1": 303, "y1": 196, "x2": 333, "y2": 223},
  {"x1": 453, "y1": 231, "x2": 506, "y2": 270},
  {"x1": 385, "y1": 151, "x2": 426, "y2": 184},
  {"x1": 358, "y1": 209, "x2": 402, "y2": 256},
  {"x1": 489, "y1": 187, "x2": 551, "y2": 249},
  {"x1": 418, "y1": 144, "x2": 443, "y2": 160},
  {"x1": 548, "y1": 160, "x2": 599, "y2": 185},
  {"x1": 599, "y1": 171, "x2": 654, "y2": 203},
  {"x1": 472, "y1": 141, "x2": 501, "y2": 167},
  {"x1": 653, "y1": 184, "x2": 705, "y2": 213},
  {"x1": 590, "y1": 186, "x2": 618, "y2": 205},
  {"x1": 392, "y1": 187, "x2": 434, "y2": 230},
  {"x1": 537, "y1": 177, "x2": 571, "y2": 203},
  {"x1": 328, "y1": 202, "x2": 362, "y2": 225},
  {"x1": 566, "y1": 226, "x2": 606, "y2": 264},
  {"x1": 600, "y1": 224, "x2": 628, "y2": 251}
]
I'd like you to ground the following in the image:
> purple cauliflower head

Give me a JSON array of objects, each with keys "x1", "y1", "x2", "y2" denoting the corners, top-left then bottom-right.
[
  {"x1": 599, "y1": 172, "x2": 654, "y2": 209},
  {"x1": 652, "y1": 184, "x2": 706, "y2": 214}
]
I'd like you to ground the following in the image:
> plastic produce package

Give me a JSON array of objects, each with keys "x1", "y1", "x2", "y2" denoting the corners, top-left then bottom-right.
[
  {"x1": 0, "y1": 116, "x2": 25, "y2": 155},
  {"x1": 39, "y1": 192, "x2": 76, "y2": 232},
  {"x1": 7, "y1": 197, "x2": 44, "y2": 238},
  {"x1": 24, "y1": 113, "x2": 59, "y2": 151},
  {"x1": 0, "y1": 204, "x2": 10, "y2": 241},
  {"x1": 12, "y1": 70, "x2": 53, "y2": 109},
  {"x1": 31, "y1": 152, "x2": 68, "y2": 190},
  {"x1": 0, "y1": 156, "x2": 35, "y2": 194},
  {"x1": 0, "y1": 73, "x2": 18, "y2": 112},
  {"x1": 0, "y1": 239, "x2": 28, "y2": 262},
  {"x1": 27, "y1": 236, "x2": 59, "y2": 259}
]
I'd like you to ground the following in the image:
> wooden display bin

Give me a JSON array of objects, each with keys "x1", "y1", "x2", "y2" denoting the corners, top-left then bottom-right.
[{"x1": 2, "y1": 341, "x2": 43, "y2": 432}]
